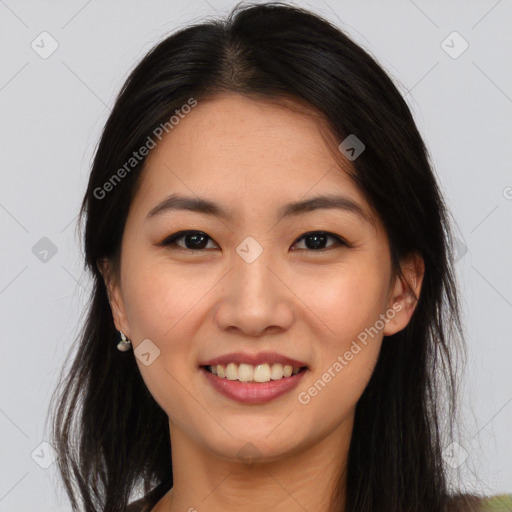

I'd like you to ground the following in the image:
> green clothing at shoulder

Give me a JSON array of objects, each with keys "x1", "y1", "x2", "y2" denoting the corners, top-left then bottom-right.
[{"x1": 480, "y1": 494, "x2": 512, "y2": 511}]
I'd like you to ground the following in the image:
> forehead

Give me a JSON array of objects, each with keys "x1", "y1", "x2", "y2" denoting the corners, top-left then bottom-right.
[
  {"x1": 131, "y1": 93, "x2": 377, "y2": 228},
  {"x1": 145, "y1": 93, "x2": 343, "y2": 171}
]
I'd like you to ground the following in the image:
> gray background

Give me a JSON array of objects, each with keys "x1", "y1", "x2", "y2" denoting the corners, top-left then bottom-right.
[{"x1": 1, "y1": 0, "x2": 511, "y2": 510}]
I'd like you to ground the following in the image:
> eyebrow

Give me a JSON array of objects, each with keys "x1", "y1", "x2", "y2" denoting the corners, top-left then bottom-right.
[{"x1": 145, "y1": 193, "x2": 373, "y2": 225}]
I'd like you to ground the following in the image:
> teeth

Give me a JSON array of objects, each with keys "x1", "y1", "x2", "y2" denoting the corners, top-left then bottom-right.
[
  {"x1": 226, "y1": 362, "x2": 238, "y2": 380},
  {"x1": 238, "y1": 363, "x2": 254, "y2": 382},
  {"x1": 206, "y1": 363, "x2": 303, "y2": 383},
  {"x1": 253, "y1": 363, "x2": 270, "y2": 382},
  {"x1": 270, "y1": 363, "x2": 283, "y2": 380}
]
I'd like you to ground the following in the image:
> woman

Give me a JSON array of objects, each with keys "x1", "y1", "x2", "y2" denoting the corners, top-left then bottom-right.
[{"x1": 47, "y1": 2, "x2": 511, "y2": 511}]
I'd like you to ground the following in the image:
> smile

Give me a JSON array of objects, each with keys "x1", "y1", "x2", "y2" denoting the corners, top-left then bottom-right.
[
  {"x1": 204, "y1": 362, "x2": 306, "y2": 382},
  {"x1": 200, "y1": 364, "x2": 308, "y2": 404}
]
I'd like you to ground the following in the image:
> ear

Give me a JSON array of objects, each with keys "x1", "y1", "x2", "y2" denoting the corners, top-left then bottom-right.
[
  {"x1": 383, "y1": 252, "x2": 425, "y2": 336},
  {"x1": 96, "y1": 258, "x2": 131, "y2": 339}
]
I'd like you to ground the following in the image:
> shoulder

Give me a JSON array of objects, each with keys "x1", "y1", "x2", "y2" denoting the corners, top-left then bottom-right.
[
  {"x1": 445, "y1": 493, "x2": 512, "y2": 512},
  {"x1": 480, "y1": 494, "x2": 512, "y2": 510}
]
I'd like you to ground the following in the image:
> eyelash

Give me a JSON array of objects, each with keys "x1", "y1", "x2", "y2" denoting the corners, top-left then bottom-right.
[{"x1": 160, "y1": 230, "x2": 349, "y2": 253}]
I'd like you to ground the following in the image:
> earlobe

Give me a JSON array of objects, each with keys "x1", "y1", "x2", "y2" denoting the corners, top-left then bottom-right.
[{"x1": 383, "y1": 253, "x2": 425, "y2": 336}]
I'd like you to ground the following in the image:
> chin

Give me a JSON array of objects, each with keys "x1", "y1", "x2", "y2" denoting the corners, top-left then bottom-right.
[{"x1": 199, "y1": 427, "x2": 307, "y2": 464}]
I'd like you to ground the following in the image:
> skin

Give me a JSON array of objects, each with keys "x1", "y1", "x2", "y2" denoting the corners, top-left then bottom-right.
[{"x1": 100, "y1": 93, "x2": 424, "y2": 512}]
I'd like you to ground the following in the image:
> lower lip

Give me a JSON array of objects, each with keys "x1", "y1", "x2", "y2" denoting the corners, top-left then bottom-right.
[{"x1": 201, "y1": 367, "x2": 308, "y2": 404}]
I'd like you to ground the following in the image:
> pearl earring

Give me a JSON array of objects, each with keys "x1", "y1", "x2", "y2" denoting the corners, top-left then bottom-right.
[{"x1": 117, "y1": 331, "x2": 132, "y2": 351}]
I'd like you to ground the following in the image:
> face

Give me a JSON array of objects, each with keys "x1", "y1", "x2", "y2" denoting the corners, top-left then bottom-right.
[{"x1": 103, "y1": 93, "x2": 423, "y2": 463}]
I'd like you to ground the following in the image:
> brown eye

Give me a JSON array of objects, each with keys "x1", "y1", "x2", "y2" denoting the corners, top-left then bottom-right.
[
  {"x1": 161, "y1": 231, "x2": 218, "y2": 250},
  {"x1": 291, "y1": 231, "x2": 347, "y2": 251},
  {"x1": 160, "y1": 230, "x2": 348, "y2": 252}
]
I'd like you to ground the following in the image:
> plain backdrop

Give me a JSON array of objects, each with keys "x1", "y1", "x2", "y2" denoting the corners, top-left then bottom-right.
[{"x1": 1, "y1": 0, "x2": 511, "y2": 510}]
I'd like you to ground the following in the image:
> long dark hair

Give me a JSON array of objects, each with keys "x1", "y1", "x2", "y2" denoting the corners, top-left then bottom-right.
[{"x1": 48, "y1": 2, "x2": 471, "y2": 511}]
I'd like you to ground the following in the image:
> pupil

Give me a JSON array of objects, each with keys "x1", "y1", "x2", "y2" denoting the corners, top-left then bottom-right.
[
  {"x1": 306, "y1": 233, "x2": 327, "y2": 250},
  {"x1": 187, "y1": 233, "x2": 208, "y2": 249}
]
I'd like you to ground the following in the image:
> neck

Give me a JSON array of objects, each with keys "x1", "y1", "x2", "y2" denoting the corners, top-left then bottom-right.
[{"x1": 158, "y1": 415, "x2": 352, "y2": 512}]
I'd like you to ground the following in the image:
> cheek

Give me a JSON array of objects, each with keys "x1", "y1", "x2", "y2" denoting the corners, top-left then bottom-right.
[
  {"x1": 296, "y1": 262, "x2": 388, "y2": 408},
  {"x1": 295, "y1": 269, "x2": 387, "y2": 427},
  {"x1": 120, "y1": 254, "x2": 222, "y2": 400},
  {"x1": 299, "y1": 262, "x2": 390, "y2": 349},
  {"x1": 121, "y1": 256, "x2": 213, "y2": 341},
  {"x1": 120, "y1": 258, "x2": 207, "y2": 421}
]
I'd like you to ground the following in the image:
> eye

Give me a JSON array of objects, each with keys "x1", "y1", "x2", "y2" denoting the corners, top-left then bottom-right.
[
  {"x1": 291, "y1": 231, "x2": 347, "y2": 251},
  {"x1": 160, "y1": 230, "x2": 347, "y2": 252},
  {"x1": 160, "y1": 230, "x2": 219, "y2": 251}
]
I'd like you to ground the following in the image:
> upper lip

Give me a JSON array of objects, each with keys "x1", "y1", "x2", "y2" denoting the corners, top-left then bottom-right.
[{"x1": 200, "y1": 352, "x2": 308, "y2": 368}]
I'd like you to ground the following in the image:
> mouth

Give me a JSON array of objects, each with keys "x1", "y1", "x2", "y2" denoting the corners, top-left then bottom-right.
[
  {"x1": 199, "y1": 361, "x2": 309, "y2": 404},
  {"x1": 201, "y1": 362, "x2": 308, "y2": 383}
]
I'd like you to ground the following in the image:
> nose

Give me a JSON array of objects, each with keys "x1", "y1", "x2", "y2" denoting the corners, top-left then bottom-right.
[{"x1": 214, "y1": 242, "x2": 295, "y2": 337}]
